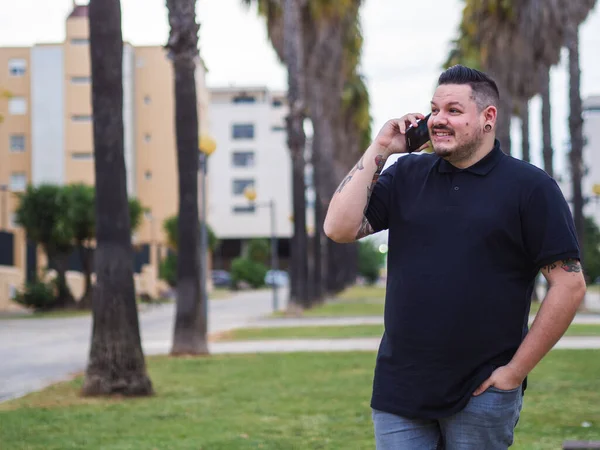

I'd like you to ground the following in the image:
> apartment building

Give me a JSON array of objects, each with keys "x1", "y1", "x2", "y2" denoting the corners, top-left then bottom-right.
[
  {"x1": 208, "y1": 86, "x2": 294, "y2": 269},
  {"x1": 583, "y1": 95, "x2": 600, "y2": 226},
  {"x1": 0, "y1": 3, "x2": 210, "y2": 307}
]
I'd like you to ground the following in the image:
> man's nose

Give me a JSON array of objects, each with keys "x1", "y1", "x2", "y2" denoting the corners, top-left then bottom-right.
[{"x1": 432, "y1": 114, "x2": 448, "y2": 127}]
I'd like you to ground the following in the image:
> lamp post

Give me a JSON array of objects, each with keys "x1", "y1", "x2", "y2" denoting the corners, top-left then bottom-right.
[
  {"x1": 199, "y1": 135, "x2": 217, "y2": 324},
  {"x1": 244, "y1": 186, "x2": 279, "y2": 312}
]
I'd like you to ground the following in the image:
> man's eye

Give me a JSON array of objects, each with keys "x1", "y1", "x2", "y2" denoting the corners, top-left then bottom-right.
[
  {"x1": 431, "y1": 109, "x2": 439, "y2": 114},
  {"x1": 450, "y1": 109, "x2": 460, "y2": 113}
]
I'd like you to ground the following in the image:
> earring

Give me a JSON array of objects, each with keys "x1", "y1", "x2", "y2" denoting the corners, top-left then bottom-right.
[{"x1": 484, "y1": 124, "x2": 492, "y2": 132}]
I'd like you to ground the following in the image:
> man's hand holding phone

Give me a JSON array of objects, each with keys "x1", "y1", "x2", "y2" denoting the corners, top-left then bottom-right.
[{"x1": 373, "y1": 113, "x2": 430, "y2": 155}]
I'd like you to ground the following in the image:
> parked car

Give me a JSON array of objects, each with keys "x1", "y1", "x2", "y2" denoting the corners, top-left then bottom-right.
[
  {"x1": 211, "y1": 270, "x2": 232, "y2": 288},
  {"x1": 265, "y1": 270, "x2": 289, "y2": 287}
]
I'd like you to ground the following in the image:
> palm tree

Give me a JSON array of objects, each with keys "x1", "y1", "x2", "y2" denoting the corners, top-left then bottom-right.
[
  {"x1": 242, "y1": 0, "x2": 311, "y2": 309},
  {"x1": 166, "y1": 0, "x2": 207, "y2": 355},
  {"x1": 539, "y1": 68, "x2": 554, "y2": 177},
  {"x1": 283, "y1": 0, "x2": 310, "y2": 309},
  {"x1": 83, "y1": 0, "x2": 153, "y2": 396},
  {"x1": 520, "y1": 100, "x2": 530, "y2": 163}
]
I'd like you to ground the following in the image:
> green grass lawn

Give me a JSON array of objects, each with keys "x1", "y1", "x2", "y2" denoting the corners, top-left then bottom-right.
[
  {"x1": 218, "y1": 323, "x2": 600, "y2": 341},
  {"x1": 296, "y1": 285, "x2": 385, "y2": 317},
  {"x1": 0, "y1": 350, "x2": 598, "y2": 449}
]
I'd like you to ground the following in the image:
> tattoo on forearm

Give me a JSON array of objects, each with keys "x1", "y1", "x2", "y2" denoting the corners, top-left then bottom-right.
[
  {"x1": 363, "y1": 154, "x2": 386, "y2": 215},
  {"x1": 355, "y1": 216, "x2": 374, "y2": 240},
  {"x1": 335, "y1": 156, "x2": 365, "y2": 194},
  {"x1": 542, "y1": 259, "x2": 582, "y2": 273}
]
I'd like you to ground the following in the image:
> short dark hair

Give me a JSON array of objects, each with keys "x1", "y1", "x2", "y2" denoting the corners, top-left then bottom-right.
[{"x1": 438, "y1": 65, "x2": 500, "y2": 111}]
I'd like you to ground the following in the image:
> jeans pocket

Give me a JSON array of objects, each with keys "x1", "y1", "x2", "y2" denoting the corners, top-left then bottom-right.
[{"x1": 487, "y1": 385, "x2": 521, "y2": 394}]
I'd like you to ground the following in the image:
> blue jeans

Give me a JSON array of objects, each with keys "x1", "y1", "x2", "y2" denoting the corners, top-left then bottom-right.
[{"x1": 372, "y1": 386, "x2": 524, "y2": 449}]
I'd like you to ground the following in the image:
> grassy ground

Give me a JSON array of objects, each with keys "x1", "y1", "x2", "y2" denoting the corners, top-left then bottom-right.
[
  {"x1": 297, "y1": 285, "x2": 385, "y2": 317},
  {"x1": 0, "y1": 351, "x2": 598, "y2": 449},
  {"x1": 217, "y1": 323, "x2": 600, "y2": 341}
]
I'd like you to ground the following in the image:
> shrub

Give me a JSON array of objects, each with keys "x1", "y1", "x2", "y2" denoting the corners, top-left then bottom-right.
[
  {"x1": 247, "y1": 239, "x2": 270, "y2": 265},
  {"x1": 358, "y1": 240, "x2": 385, "y2": 285},
  {"x1": 13, "y1": 278, "x2": 57, "y2": 310},
  {"x1": 231, "y1": 257, "x2": 268, "y2": 289}
]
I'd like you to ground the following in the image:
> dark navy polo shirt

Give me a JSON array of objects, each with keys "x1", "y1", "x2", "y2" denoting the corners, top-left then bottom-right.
[{"x1": 365, "y1": 140, "x2": 580, "y2": 420}]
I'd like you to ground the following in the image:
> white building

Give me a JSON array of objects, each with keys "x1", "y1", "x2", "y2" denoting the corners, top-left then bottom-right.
[
  {"x1": 582, "y1": 95, "x2": 600, "y2": 226},
  {"x1": 207, "y1": 86, "x2": 293, "y2": 268}
]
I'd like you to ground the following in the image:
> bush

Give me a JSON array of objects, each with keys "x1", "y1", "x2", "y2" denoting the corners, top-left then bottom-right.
[
  {"x1": 231, "y1": 257, "x2": 268, "y2": 289},
  {"x1": 358, "y1": 240, "x2": 385, "y2": 285},
  {"x1": 159, "y1": 252, "x2": 177, "y2": 287},
  {"x1": 13, "y1": 278, "x2": 57, "y2": 310},
  {"x1": 247, "y1": 239, "x2": 270, "y2": 265}
]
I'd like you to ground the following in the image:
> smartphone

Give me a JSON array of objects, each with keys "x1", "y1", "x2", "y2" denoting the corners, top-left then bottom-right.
[{"x1": 405, "y1": 113, "x2": 431, "y2": 153}]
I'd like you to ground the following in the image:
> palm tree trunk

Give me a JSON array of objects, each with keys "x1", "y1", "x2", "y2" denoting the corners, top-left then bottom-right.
[
  {"x1": 312, "y1": 180, "x2": 325, "y2": 304},
  {"x1": 567, "y1": 24, "x2": 586, "y2": 267},
  {"x1": 284, "y1": 0, "x2": 309, "y2": 310},
  {"x1": 166, "y1": 0, "x2": 207, "y2": 355},
  {"x1": 497, "y1": 89, "x2": 513, "y2": 155},
  {"x1": 540, "y1": 69, "x2": 554, "y2": 178},
  {"x1": 83, "y1": 0, "x2": 153, "y2": 396},
  {"x1": 520, "y1": 100, "x2": 530, "y2": 163}
]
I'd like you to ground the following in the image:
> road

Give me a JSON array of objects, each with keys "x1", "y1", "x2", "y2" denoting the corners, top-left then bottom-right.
[{"x1": 0, "y1": 288, "x2": 287, "y2": 402}]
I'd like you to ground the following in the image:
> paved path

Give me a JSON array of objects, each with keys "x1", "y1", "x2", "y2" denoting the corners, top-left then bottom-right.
[
  {"x1": 246, "y1": 313, "x2": 600, "y2": 328},
  {"x1": 0, "y1": 288, "x2": 287, "y2": 402},
  {"x1": 178, "y1": 336, "x2": 600, "y2": 355}
]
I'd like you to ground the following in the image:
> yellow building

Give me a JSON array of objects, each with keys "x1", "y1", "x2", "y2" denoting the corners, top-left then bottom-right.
[{"x1": 0, "y1": 4, "x2": 211, "y2": 309}]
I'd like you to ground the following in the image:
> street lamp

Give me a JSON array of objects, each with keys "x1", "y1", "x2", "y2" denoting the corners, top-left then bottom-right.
[
  {"x1": 199, "y1": 135, "x2": 217, "y2": 324},
  {"x1": 243, "y1": 186, "x2": 279, "y2": 312}
]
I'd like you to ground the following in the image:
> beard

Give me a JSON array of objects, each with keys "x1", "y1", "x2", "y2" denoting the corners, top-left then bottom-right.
[{"x1": 432, "y1": 126, "x2": 484, "y2": 164}]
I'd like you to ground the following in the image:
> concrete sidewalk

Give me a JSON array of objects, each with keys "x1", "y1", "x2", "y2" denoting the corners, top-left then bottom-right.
[
  {"x1": 244, "y1": 313, "x2": 600, "y2": 329},
  {"x1": 142, "y1": 335, "x2": 600, "y2": 355}
]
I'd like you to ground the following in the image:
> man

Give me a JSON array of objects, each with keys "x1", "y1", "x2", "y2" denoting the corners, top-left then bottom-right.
[{"x1": 324, "y1": 65, "x2": 586, "y2": 449}]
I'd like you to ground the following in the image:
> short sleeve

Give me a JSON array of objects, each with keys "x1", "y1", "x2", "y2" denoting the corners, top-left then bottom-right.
[
  {"x1": 364, "y1": 161, "x2": 398, "y2": 232},
  {"x1": 522, "y1": 177, "x2": 580, "y2": 270}
]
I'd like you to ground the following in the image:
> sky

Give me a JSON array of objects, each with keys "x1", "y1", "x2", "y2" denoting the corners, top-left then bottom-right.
[{"x1": 1, "y1": 0, "x2": 600, "y2": 176}]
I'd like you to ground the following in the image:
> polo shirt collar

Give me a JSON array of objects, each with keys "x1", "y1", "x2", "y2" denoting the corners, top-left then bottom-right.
[{"x1": 437, "y1": 139, "x2": 504, "y2": 176}]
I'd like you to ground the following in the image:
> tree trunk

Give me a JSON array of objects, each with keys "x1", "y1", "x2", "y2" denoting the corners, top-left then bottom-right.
[
  {"x1": 497, "y1": 90, "x2": 513, "y2": 155},
  {"x1": 170, "y1": 61, "x2": 206, "y2": 355},
  {"x1": 520, "y1": 100, "x2": 530, "y2": 163},
  {"x1": 312, "y1": 178, "x2": 325, "y2": 305},
  {"x1": 77, "y1": 244, "x2": 94, "y2": 309},
  {"x1": 567, "y1": 24, "x2": 586, "y2": 267},
  {"x1": 166, "y1": 0, "x2": 207, "y2": 355},
  {"x1": 83, "y1": 0, "x2": 153, "y2": 397},
  {"x1": 284, "y1": 0, "x2": 309, "y2": 310},
  {"x1": 48, "y1": 250, "x2": 76, "y2": 309},
  {"x1": 540, "y1": 69, "x2": 554, "y2": 178}
]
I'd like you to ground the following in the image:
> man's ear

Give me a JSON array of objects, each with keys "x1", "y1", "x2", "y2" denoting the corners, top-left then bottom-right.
[{"x1": 484, "y1": 105, "x2": 497, "y2": 125}]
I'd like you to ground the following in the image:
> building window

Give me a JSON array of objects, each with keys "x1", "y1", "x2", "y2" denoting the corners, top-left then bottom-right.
[
  {"x1": 232, "y1": 123, "x2": 255, "y2": 140},
  {"x1": 9, "y1": 213, "x2": 17, "y2": 229},
  {"x1": 144, "y1": 95, "x2": 151, "y2": 105},
  {"x1": 232, "y1": 205, "x2": 256, "y2": 214},
  {"x1": 232, "y1": 179, "x2": 255, "y2": 196},
  {"x1": 8, "y1": 97, "x2": 27, "y2": 115},
  {"x1": 72, "y1": 152, "x2": 93, "y2": 160},
  {"x1": 8, "y1": 59, "x2": 26, "y2": 76},
  {"x1": 9, "y1": 135, "x2": 25, "y2": 152},
  {"x1": 71, "y1": 38, "x2": 89, "y2": 45},
  {"x1": 233, "y1": 95, "x2": 256, "y2": 104},
  {"x1": 9, "y1": 172, "x2": 27, "y2": 192},
  {"x1": 144, "y1": 133, "x2": 151, "y2": 143},
  {"x1": 272, "y1": 98, "x2": 283, "y2": 107},
  {"x1": 72, "y1": 115, "x2": 93, "y2": 122},
  {"x1": 271, "y1": 125, "x2": 285, "y2": 132},
  {"x1": 145, "y1": 171, "x2": 152, "y2": 180},
  {"x1": 71, "y1": 76, "x2": 91, "y2": 84},
  {"x1": 232, "y1": 151, "x2": 255, "y2": 168}
]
